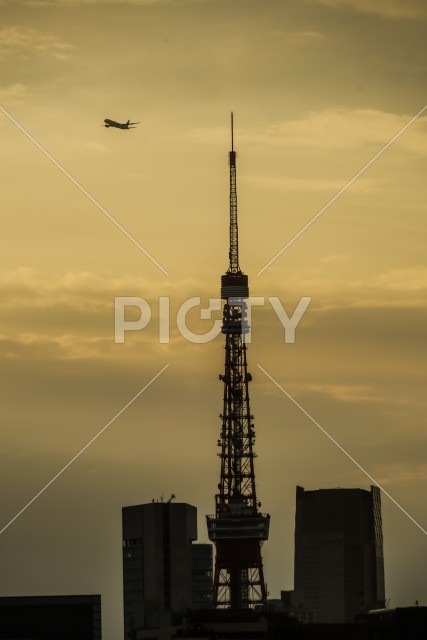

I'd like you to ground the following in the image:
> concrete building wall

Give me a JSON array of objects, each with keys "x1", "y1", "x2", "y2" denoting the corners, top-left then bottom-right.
[
  {"x1": 294, "y1": 485, "x2": 385, "y2": 624},
  {"x1": 192, "y1": 543, "x2": 213, "y2": 609},
  {"x1": 122, "y1": 502, "x2": 197, "y2": 637}
]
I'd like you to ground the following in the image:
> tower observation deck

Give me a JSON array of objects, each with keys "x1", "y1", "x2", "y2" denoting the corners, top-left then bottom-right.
[{"x1": 206, "y1": 114, "x2": 270, "y2": 609}]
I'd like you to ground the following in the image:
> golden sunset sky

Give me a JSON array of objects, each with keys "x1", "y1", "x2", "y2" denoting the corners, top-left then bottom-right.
[{"x1": 1, "y1": 0, "x2": 426, "y2": 637}]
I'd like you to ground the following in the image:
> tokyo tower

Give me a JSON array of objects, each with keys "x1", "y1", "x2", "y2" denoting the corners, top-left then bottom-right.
[{"x1": 206, "y1": 114, "x2": 270, "y2": 609}]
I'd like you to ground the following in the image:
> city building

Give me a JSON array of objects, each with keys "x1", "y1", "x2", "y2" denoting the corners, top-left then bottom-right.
[
  {"x1": 122, "y1": 500, "x2": 197, "y2": 637},
  {"x1": 0, "y1": 595, "x2": 101, "y2": 639},
  {"x1": 281, "y1": 589, "x2": 316, "y2": 624},
  {"x1": 191, "y1": 543, "x2": 213, "y2": 610},
  {"x1": 293, "y1": 485, "x2": 385, "y2": 623},
  {"x1": 366, "y1": 606, "x2": 427, "y2": 639}
]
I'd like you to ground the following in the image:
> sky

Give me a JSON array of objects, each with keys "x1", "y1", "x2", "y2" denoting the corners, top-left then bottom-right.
[{"x1": 0, "y1": 0, "x2": 426, "y2": 636}]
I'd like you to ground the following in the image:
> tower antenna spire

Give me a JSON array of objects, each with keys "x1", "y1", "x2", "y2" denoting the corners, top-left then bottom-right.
[
  {"x1": 228, "y1": 112, "x2": 239, "y2": 274},
  {"x1": 207, "y1": 115, "x2": 269, "y2": 610}
]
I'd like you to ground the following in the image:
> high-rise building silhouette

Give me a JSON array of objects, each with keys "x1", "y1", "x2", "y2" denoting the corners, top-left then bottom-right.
[
  {"x1": 206, "y1": 114, "x2": 270, "y2": 609},
  {"x1": 0, "y1": 595, "x2": 101, "y2": 640},
  {"x1": 122, "y1": 501, "x2": 197, "y2": 636},
  {"x1": 191, "y1": 543, "x2": 213, "y2": 610},
  {"x1": 293, "y1": 485, "x2": 385, "y2": 623}
]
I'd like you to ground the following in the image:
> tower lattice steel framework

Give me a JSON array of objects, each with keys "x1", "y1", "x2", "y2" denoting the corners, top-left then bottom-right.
[{"x1": 206, "y1": 114, "x2": 270, "y2": 609}]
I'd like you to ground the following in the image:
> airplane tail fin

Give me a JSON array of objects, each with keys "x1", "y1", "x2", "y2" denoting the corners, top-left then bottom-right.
[{"x1": 127, "y1": 119, "x2": 130, "y2": 125}]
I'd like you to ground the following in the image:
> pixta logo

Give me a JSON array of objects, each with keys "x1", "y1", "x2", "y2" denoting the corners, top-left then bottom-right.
[{"x1": 114, "y1": 296, "x2": 311, "y2": 344}]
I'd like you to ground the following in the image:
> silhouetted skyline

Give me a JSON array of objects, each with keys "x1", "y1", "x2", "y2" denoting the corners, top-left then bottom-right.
[{"x1": 1, "y1": 1, "x2": 426, "y2": 639}]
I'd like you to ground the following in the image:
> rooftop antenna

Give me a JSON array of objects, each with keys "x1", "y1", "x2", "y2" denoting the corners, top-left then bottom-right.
[{"x1": 227, "y1": 111, "x2": 239, "y2": 273}]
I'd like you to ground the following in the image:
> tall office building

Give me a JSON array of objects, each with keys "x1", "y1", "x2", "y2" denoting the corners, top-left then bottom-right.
[
  {"x1": 191, "y1": 543, "x2": 213, "y2": 610},
  {"x1": 294, "y1": 485, "x2": 385, "y2": 623},
  {"x1": 122, "y1": 501, "x2": 197, "y2": 637}
]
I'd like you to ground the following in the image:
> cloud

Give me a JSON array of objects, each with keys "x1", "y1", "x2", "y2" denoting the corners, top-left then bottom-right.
[
  {"x1": 260, "y1": 265, "x2": 427, "y2": 310},
  {"x1": 288, "y1": 382, "x2": 406, "y2": 405},
  {"x1": 1, "y1": 266, "x2": 426, "y2": 365},
  {"x1": 252, "y1": 175, "x2": 383, "y2": 194},
  {"x1": 0, "y1": 268, "x2": 223, "y2": 359},
  {"x1": 375, "y1": 266, "x2": 427, "y2": 292},
  {"x1": 182, "y1": 109, "x2": 427, "y2": 155},
  {"x1": 262, "y1": 109, "x2": 427, "y2": 154},
  {"x1": 0, "y1": 27, "x2": 73, "y2": 61},
  {"x1": 80, "y1": 141, "x2": 110, "y2": 153},
  {"x1": 0, "y1": 83, "x2": 32, "y2": 102},
  {"x1": 307, "y1": 0, "x2": 427, "y2": 20},
  {"x1": 180, "y1": 126, "x2": 228, "y2": 146},
  {"x1": 283, "y1": 30, "x2": 326, "y2": 44},
  {"x1": 0, "y1": 333, "x2": 115, "y2": 361},
  {"x1": 375, "y1": 462, "x2": 427, "y2": 485},
  {"x1": 0, "y1": 268, "x2": 163, "y2": 309},
  {"x1": 18, "y1": 0, "x2": 176, "y2": 6},
  {"x1": 320, "y1": 254, "x2": 349, "y2": 264}
]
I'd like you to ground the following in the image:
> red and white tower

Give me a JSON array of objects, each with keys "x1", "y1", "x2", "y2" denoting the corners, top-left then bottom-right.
[{"x1": 206, "y1": 114, "x2": 270, "y2": 609}]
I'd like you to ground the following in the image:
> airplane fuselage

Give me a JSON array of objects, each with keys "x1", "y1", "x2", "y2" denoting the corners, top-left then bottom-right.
[{"x1": 104, "y1": 118, "x2": 137, "y2": 129}]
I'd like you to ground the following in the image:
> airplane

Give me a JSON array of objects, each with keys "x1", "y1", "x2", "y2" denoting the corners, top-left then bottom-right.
[{"x1": 103, "y1": 119, "x2": 140, "y2": 129}]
